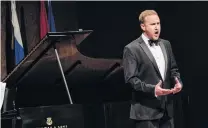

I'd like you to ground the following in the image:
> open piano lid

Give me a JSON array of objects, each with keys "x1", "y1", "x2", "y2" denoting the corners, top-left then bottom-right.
[{"x1": 2, "y1": 30, "x2": 93, "y2": 88}]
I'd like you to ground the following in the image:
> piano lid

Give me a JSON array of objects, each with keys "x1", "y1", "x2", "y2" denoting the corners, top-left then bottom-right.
[{"x1": 2, "y1": 30, "x2": 93, "y2": 88}]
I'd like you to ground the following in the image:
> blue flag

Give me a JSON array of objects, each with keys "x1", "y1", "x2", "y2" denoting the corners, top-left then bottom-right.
[
  {"x1": 11, "y1": 1, "x2": 24, "y2": 65},
  {"x1": 48, "y1": 0, "x2": 56, "y2": 32}
]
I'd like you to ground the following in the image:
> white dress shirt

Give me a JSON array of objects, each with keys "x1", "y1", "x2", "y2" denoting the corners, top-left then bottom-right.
[{"x1": 141, "y1": 34, "x2": 166, "y2": 81}]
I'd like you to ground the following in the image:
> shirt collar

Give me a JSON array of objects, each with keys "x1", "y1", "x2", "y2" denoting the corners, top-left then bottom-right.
[{"x1": 141, "y1": 33, "x2": 150, "y2": 46}]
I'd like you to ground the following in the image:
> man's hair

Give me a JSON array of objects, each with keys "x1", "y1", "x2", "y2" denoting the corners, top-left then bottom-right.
[{"x1": 139, "y1": 10, "x2": 158, "y2": 24}]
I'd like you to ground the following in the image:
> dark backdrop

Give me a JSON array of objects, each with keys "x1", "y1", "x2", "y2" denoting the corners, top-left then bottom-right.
[{"x1": 2, "y1": 1, "x2": 208, "y2": 128}]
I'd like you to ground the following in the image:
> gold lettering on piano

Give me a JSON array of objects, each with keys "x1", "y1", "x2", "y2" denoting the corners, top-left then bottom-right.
[
  {"x1": 36, "y1": 125, "x2": 67, "y2": 128},
  {"x1": 35, "y1": 117, "x2": 68, "y2": 128},
  {"x1": 46, "y1": 117, "x2": 53, "y2": 125}
]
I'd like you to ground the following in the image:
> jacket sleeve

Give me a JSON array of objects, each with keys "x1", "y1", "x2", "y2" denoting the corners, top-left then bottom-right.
[
  {"x1": 167, "y1": 41, "x2": 183, "y2": 88},
  {"x1": 122, "y1": 47, "x2": 156, "y2": 96}
]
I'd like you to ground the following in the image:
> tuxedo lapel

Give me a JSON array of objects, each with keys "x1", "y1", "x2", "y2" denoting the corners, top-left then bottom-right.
[
  {"x1": 138, "y1": 37, "x2": 163, "y2": 79},
  {"x1": 159, "y1": 41, "x2": 168, "y2": 80}
]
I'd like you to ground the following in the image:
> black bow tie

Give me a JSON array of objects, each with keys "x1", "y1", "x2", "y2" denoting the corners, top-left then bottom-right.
[{"x1": 148, "y1": 39, "x2": 159, "y2": 46}]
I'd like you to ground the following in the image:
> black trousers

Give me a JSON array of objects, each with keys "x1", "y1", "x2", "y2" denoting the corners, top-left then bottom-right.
[{"x1": 133, "y1": 110, "x2": 174, "y2": 128}]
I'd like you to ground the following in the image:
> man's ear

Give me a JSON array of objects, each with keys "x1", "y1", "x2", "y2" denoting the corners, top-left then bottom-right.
[{"x1": 140, "y1": 23, "x2": 145, "y2": 31}]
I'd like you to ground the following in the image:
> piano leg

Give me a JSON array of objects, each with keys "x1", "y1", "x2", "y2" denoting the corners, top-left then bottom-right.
[{"x1": 12, "y1": 118, "x2": 16, "y2": 128}]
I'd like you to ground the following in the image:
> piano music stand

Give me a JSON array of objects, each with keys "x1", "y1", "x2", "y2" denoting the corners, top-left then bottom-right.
[{"x1": 2, "y1": 30, "x2": 93, "y2": 112}]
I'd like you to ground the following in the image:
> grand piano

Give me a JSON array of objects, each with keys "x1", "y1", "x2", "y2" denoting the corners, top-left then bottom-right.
[{"x1": 1, "y1": 30, "x2": 132, "y2": 128}]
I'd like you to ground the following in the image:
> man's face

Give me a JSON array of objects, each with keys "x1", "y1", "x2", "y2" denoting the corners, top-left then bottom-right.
[{"x1": 141, "y1": 14, "x2": 161, "y2": 40}]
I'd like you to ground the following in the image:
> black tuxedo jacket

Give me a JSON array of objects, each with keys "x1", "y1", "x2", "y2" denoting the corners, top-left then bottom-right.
[{"x1": 122, "y1": 35, "x2": 183, "y2": 120}]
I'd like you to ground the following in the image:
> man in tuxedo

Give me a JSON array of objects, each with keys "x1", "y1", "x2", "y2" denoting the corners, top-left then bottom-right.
[{"x1": 122, "y1": 10, "x2": 183, "y2": 128}]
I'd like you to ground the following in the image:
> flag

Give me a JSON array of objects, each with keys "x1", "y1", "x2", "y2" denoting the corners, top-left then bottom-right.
[
  {"x1": 11, "y1": 1, "x2": 24, "y2": 65},
  {"x1": 40, "y1": 0, "x2": 49, "y2": 39},
  {"x1": 48, "y1": 0, "x2": 56, "y2": 32}
]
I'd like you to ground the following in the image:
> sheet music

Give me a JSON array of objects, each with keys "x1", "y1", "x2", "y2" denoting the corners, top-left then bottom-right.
[{"x1": 0, "y1": 82, "x2": 6, "y2": 110}]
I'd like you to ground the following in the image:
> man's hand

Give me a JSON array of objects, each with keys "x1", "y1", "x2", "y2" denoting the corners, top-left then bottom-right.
[
  {"x1": 155, "y1": 80, "x2": 173, "y2": 96},
  {"x1": 171, "y1": 77, "x2": 182, "y2": 94}
]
